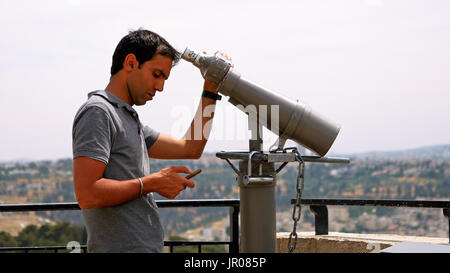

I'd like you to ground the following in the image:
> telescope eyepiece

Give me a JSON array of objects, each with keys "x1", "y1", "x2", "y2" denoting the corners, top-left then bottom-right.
[{"x1": 181, "y1": 48, "x2": 201, "y2": 67}]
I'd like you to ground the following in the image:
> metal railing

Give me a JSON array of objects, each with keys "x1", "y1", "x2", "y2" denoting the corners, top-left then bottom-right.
[
  {"x1": 293, "y1": 198, "x2": 450, "y2": 242},
  {"x1": 0, "y1": 199, "x2": 240, "y2": 253}
]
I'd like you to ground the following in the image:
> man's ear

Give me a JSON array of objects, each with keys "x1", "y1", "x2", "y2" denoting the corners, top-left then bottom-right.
[{"x1": 124, "y1": 53, "x2": 138, "y2": 71}]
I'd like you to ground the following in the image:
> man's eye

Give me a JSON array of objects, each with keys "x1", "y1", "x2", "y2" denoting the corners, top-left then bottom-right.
[{"x1": 153, "y1": 73, "x2": 160, "y2": 78}]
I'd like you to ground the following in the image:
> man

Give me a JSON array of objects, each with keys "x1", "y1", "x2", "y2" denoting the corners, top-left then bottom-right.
[{"x1": 72, "y1": 29, "x2": 228, "y2": 252}]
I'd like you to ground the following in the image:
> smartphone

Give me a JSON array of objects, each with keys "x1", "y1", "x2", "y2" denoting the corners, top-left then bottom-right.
[{"x1": 185, "y1": 169, "x2": 202, "y2": 179}]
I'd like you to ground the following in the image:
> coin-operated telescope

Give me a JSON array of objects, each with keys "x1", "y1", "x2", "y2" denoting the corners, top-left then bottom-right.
[
  {"x1": 181, "y1": 48, "x2": 340, "y2": 156},
  {"x1": 182, "y1": 48, "x2": 349, "y2": 253}
]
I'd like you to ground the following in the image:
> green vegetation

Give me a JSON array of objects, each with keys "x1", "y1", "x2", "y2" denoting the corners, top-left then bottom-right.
[{"x1": 0, "y1": 222, "x2": 86, "y2": 252}]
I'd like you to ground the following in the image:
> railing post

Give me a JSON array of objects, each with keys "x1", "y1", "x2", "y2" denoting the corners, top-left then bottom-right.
[
  {"x1": 229, "y1": 205, "x2": 240, "y2": 253},
  {"x1": 310, "y1": 205, "x2": 329, "y2": 235},
  {"x1": 444, "y1": 208, "x2": 450, "y2": 243}
]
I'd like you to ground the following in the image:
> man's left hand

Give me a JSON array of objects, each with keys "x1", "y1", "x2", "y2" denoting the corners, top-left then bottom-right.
[{"x1": 202, "y1": 51, "x2": 233, "y2": 93}]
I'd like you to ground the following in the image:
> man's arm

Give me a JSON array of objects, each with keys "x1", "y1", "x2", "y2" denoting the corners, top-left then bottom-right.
[
  {"x1": 73, "y1": 157, "x2": 194, "y2": 209},
  {"x1": 147, "y1": 80, "x2": 219, "y2": 160}
]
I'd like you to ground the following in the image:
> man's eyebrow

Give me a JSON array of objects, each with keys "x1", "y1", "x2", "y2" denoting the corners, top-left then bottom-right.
[{"x1": 157, "y1": 69, "x2": 169, "y2": 80}]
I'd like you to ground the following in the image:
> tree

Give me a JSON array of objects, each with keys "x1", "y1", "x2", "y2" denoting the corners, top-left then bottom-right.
[{"x1": 0, "y1": 222, "x2": 85, "y2": 253}]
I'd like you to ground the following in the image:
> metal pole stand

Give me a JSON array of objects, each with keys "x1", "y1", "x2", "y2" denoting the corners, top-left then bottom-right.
[{"x1": 216, "y1": 115, "x2": 350, "y2": 253}]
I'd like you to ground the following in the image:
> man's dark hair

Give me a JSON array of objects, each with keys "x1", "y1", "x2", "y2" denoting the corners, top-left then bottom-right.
[{"x1": 110, "y1": 29, "x2": 181, "y2": 76}]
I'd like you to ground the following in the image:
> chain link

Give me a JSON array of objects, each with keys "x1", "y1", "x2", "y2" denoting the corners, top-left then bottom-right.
[{"x1": 285, "y1": 147, "x2": 305, "y2": 253}]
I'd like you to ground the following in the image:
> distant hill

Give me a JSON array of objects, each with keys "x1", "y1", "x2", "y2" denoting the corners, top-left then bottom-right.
[
  {"x1": 2, "y1": 144, "x2": 450, "y2": 164},
  {"x1": 201, "y1": 144, "x2": 450, "y2": 160},
  {"x1": 333, "y1": 144, "x2": 450, "y2": 160}
]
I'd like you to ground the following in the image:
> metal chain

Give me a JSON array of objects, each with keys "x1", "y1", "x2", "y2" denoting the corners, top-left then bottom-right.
[{"x1": 285, "y1": 147, "x2": 305, "y2": 253}]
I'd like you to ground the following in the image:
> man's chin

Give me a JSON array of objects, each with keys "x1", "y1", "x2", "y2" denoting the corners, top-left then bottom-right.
[{"x1": 136, "y1": 99, "x2": 150, "y2": 106}]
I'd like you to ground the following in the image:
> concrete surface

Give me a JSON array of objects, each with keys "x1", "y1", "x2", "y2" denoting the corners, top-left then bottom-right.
[{"x1": 276, "y1": 232, "x2": 449, "y2": 253}]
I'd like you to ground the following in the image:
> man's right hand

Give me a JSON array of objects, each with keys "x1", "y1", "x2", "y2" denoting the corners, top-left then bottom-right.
[
  {"x1": 144, "y1": 166, "x2": 195, "y2": 199},
  {"x1": 74, "y1": 158, "x2": 196, "y2": 209}
]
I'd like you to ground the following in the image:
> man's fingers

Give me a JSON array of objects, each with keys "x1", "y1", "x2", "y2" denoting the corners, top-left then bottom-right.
[
  {"x1": 169, "y1": 166, "x2": 191, "y2": 174},
  {"x1": 205, "y1": 50, "x2": 233, "y2": 62},
  {"x1": 184, "y1": 180, "x2": 195, "y2": 189},
  {"x1": 215, "y1": 51, "x2": 232, "y2": 60}
]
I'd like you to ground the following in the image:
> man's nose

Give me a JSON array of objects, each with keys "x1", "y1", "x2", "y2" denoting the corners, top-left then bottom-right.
[{"x1": 155, "y1": 80, "x2": 164, "y2": 92}]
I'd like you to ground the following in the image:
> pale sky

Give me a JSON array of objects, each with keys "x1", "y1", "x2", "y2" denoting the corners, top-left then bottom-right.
[{"x1": 0, "y1": 0, "x2": 449, "y2": 161}]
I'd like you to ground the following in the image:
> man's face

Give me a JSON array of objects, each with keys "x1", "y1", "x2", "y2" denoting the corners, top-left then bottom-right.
[{"x1": 127, "y1": 54, "x2": 173, "y2": 106}]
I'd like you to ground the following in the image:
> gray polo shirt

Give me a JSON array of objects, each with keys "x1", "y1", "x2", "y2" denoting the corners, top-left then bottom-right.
[{"x1": 72, "y1": 90, "x2": 163, "y2": 253}]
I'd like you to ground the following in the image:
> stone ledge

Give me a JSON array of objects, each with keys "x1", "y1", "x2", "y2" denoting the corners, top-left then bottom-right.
[{"x1": 276, "y1": 232, "x2": 449, "y2": 253}]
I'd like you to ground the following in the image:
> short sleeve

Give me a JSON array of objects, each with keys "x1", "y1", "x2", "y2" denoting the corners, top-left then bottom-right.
[
  {"x1": 143, "y1": 125, "x2": 160, "y2": 149},
  {"x1": 72, "y1": 106, "x2": 116, "y2": 164}
]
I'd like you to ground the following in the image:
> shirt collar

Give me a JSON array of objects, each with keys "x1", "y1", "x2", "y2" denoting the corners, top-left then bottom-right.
[{"x1": 88, "y1": 90, "x2": 138, "y2": 115}]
